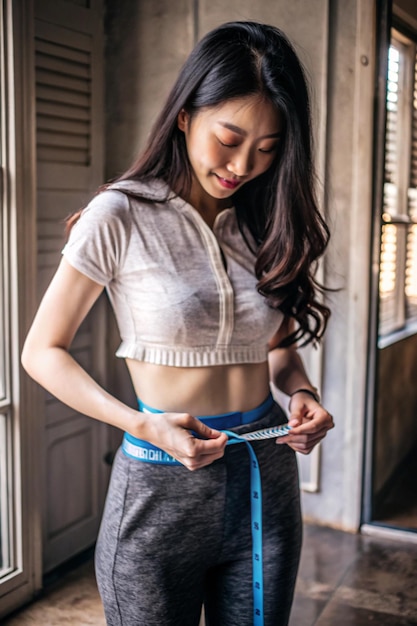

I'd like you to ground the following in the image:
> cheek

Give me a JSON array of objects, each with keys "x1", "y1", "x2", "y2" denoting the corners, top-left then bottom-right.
[
  {"x1": 190, "y1": 140, "x2": 224, "y2": 170},
  {"x1": 254, "y1": 155, "x2": 276, "y2": 177},
  {"x1": 204, "y1": 139, "x2": 225, "y2": 163}
]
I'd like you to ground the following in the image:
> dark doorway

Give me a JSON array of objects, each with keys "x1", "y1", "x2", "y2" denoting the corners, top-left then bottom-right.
[{"x1": 364, "y1": 0, "x2": 417, "y2": 535}]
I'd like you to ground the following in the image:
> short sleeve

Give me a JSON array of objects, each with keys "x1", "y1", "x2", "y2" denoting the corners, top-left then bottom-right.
[{"x1": 62, "y1": 190, "x2": 131, "y2": 286}]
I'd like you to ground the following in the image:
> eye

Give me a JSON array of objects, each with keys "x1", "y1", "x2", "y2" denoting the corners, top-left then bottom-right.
[
  {"x1": 258, "y1": 144, "x2": 279, "y2": 154},
  {"x1": 217, "y1": 137, "x2": 238, "y2": 148}
]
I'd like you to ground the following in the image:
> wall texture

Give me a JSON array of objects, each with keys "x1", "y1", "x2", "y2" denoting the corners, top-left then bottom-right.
[
  {"x1": 305, "y1": 0, "x2": 376, "y2": 529},
  {"x1": 105, "y1": 0, "x2": 195, "y2": 179}
]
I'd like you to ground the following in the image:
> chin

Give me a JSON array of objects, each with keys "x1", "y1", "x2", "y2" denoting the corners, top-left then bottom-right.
[
  {"x1": 209, "y1": 179, "x2": 237, "y2": 198},
  {"x1": 203, "y1": 184, "x2": 229, "y2": 200}
]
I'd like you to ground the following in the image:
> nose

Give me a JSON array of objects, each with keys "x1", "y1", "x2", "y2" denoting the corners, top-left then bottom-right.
[{"x1": 227, "y1": 148, "x2": 253, "y2": 178}]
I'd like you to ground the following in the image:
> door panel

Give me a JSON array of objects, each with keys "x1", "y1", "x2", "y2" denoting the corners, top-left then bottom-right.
[{"x1": 34, "y1": 0, "x2": 108, "y2": 572}]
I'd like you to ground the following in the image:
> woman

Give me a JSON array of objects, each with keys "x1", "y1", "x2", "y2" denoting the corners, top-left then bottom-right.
[{"x1": 22, "y1": 21, "x2": 334, "y2": 626}]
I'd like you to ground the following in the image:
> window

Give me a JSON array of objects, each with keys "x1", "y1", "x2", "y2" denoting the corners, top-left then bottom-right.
[
  {"x1": 379, "y1": 30, "x2": 417, "y2": 336},
  {"x1": 0, "y1": 174, "x2": 12, "y2": 581},
  {"x1": 0, "y1": 0, "x2": 43, "y2": 617}
]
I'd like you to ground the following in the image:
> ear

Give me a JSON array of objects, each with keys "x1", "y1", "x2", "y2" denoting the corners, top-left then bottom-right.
[{"x1": 177, "y1": 108, "x2": 189, "y2": 132}]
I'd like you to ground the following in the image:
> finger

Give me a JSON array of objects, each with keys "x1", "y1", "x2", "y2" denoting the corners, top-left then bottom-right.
[
  {"x1": 289, "y1": 427, "x2": 329, "y2": 443},
  {"x1": 192, "y1": 438, "x2": 228, "y2": 460},
  {"x1": 185, "y1": 415, "x2": 227, "y2": 441},
  {"x1": 181, "y1": 443, "x2": 227, "y2": 470},
  {"x1": 289, "y1": 432, "x2": 329, "y2": 453},
  {"x1": 153, "y1": 416, "x2": 227, "y2": 468},
  {"x1": 289, "y1": 408, "x2": 334, "y2": 426},
  {"x1": 287, "y1": 431, "x2": 326, "y2": 451},
  {"x1": 288, "y1": 443, "x2": 317, "y2": 455},
  {"x1": 288, "y1": 416, "x2": 332, "y2": 436},
  {"x1": 174, "y1": 441, "x2": 226, "y2": 470},
  {"x1": 276, "y1": 427, "x2": 328, "y2": 447},
  {"x1": 181, "y1": 430, "x2": 228, "y2": 460}
]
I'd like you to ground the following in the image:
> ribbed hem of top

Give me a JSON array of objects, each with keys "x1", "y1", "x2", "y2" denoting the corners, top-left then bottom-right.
[{"x1": 115, "y1": 341, "x2": 269, "y2": 367}]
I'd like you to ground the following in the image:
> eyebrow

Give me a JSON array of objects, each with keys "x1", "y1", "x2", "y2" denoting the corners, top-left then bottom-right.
[{"x1": 218, "y1": 122, "x2": 282, "y2": 139}]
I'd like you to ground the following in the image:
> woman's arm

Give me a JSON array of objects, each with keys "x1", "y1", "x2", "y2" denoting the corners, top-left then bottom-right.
[
  {"x1": 268, "y1": 317, "x2": 334, "y2": 454},
  {"x1": 22, "y1": 258, "x2": 227, "y2": 470}
]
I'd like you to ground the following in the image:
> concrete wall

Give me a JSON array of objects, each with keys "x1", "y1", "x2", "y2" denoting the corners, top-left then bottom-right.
[
  {"x1": 103, "y1": 0, "x2": 378, "y2": 530},
  {"x1": 104, "y1": 0, "x2": 195, "y2": 179},
  {"x1": 304, "y1": 1, "x2": 376, "y2": 529}
]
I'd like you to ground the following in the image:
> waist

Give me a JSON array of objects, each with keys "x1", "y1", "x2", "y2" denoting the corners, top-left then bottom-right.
[
  {"x1": 139, "y1": 392, "x2": 274, "y2": 426},
  {"x1": 125, "y1": 359, "x2": 271, "y2": 416},
  {"x1": 123, "y1": 393, "x2": 275, "y2": 462}
]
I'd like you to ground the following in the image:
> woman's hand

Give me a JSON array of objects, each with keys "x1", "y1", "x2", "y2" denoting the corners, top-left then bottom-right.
[
  {"x1": 276, "y1": 391, "x2": 334, "y2": 454},
  {"x1": 137, "y1": 411, "x2": 229, "y2": 471}
]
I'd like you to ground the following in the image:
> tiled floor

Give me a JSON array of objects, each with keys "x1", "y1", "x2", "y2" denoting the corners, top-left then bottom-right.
[
  {"x1": 3, "y1": 557, "x2": 105, "y2": 625},
  {"x1": 3, "y1": 524, "x2": 417, "y2": 625},
  {"x1": 290, "y1": 524, "x2": 417, "y2": 625}
]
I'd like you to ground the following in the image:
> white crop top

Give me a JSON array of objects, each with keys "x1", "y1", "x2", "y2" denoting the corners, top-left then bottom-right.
[{"x1": 62, "y1": 179, "x2": 284, "y2": 367}]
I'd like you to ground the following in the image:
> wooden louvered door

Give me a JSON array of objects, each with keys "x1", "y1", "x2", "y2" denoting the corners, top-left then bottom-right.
[{"x1": 34, "y1": 0, "x2": 109, "y2": 572}]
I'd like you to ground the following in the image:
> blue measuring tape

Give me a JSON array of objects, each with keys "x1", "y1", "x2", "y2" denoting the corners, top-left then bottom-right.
[
  {"x1": 223, "y1": 430, "x2": 264, "y2": 624},
  {"x1": 122, "y1": 395, "x2": 291, "y2": 626}
]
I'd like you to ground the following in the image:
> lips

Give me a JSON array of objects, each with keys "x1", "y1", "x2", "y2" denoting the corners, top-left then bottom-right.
[{"x1": 215, "y1": 175, "x2": 241, "y2": 190}]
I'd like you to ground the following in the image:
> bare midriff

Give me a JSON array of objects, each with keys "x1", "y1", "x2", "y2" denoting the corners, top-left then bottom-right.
[{"x1": 125, "y1": 359, "x2": 271, "y2": 416}]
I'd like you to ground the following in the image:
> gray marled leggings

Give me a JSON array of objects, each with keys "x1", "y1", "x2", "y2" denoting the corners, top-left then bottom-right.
[{"x1": 95, "y1": 402, "x2": 302, "y2": 626}]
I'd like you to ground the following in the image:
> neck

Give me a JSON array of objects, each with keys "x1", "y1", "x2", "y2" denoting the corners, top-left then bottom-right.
[
  {"x1": 192, "y1": 201, "x2": 225, "y2": 229},
  {"x1": 187, "y1": 187, "x2": 231, "y2": 229},
  {"x1": 173, "y1": 175, "x2": 232, "y2": 228}
]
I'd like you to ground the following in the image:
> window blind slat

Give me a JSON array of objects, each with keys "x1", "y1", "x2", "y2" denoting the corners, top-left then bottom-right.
[
  {"x1": 35, "y1": 33, "x2": 92, "y2": 165},
  {"x1": 405, "y1": 49, "x2": 417, "y2": 319},
  {"x1": 380, "y1": 45, "x2": 401, "y2": 334}
]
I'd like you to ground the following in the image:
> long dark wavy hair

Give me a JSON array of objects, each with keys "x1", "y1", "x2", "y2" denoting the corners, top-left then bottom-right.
[{"x1": 68, "y1": 21, "x2": 330, "y2": 347}]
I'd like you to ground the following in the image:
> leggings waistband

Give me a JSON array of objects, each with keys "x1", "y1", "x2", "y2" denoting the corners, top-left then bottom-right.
[{"x1": 123, "y1": 393, "x2": 275, "y2": 460}]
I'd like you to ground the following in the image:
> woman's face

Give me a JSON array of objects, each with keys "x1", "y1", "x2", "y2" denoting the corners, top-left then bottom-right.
[{"x1": 178, "y1": 95, "x2": 283, "y2": 214}]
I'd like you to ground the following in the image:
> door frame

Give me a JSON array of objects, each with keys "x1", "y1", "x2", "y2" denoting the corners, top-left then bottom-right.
[
  {"x1": 363, "y1": 0, "x2": 417, "y2": 539},
  {"x1": 0, "y1": 0, "x2": 43, "y2": 617},
  {"x1": 362, "y1": 0, "x2": 391, "y2": 528}
]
